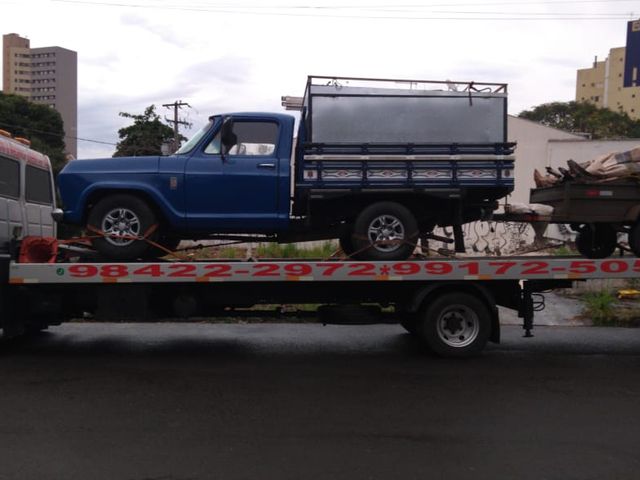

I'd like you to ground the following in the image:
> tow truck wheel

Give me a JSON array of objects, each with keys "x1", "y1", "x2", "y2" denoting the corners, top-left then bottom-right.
[
  {"x1": 87, "y1": 194, "x2": 159, "y2": 261},
  {"x1": 417, "y1": 292, "x2": 491, "y2": 357},
  {"x1": 352, "y1": 202, "x2": 418, "y2": 261},
  {"x1": 575, "y1": 224, "x2": 617, "y2": 259}
]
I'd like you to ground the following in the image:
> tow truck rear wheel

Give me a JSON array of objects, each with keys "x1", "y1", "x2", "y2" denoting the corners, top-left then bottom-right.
[
  {"x1": 87, "y1": 194, "x2": 159, "y2": 261},
  {"x1": 351, "y1": 202, "x2": 418, "y2": 261},
  {"x1": 575, "y1": 224, "x2": 617, "y2": 259},
  {"x1": 417, "y1": 292, "x2": 491, "y2": 357}
]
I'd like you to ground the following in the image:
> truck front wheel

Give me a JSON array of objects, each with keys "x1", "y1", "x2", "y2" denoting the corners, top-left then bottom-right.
[
  {"x1": 417, "y1": 292, "x2": 491, "y2": 357},
  {"x1": 87, "y1": 194, "x2": 159, "y2": 261},
  {"x1": 351, "y1": 202, "x2": 418, "y2": 261}
]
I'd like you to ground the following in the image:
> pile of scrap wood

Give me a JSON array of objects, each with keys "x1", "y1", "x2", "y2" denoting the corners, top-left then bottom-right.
[{"x1": 534, "y1": 146, "x2": 640, "y2": 188}]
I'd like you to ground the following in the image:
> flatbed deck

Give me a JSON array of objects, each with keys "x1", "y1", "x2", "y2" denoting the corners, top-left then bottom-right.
[{"x1": 8, "y1": 256, "x2": 639, "y2": 284}]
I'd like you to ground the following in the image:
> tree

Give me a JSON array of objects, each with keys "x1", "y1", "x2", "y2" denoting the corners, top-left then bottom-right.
[
  {"x1": 519, "y1": 101, "x2": 640, "y2": 139},
  {"x1": 0, "y1": 92, "x2": 67, "y2": 173},
  {"x1": 114, "y1": 105, "x2": 180, "y2": 157}
]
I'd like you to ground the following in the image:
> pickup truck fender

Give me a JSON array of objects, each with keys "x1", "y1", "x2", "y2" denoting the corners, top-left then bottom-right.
[{"x1": 65, "y1": 182, "x2": 186, "y2": 229}]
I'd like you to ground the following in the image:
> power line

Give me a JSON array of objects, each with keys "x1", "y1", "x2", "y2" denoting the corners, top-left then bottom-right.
[
  {"x1": 52, "y1": 0, "x2": 640, "y2": 7},
  {"x1": 51, "y1": 0, "x2": 637, "y2": 20},
  {"x1": 0, "y1": 120, "x2": 116, "y2": 146}
]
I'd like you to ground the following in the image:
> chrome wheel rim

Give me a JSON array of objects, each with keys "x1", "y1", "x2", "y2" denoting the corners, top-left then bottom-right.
[
  {"x1": 101, "y1": 208, "x2": 141, "y2": 246},
  {"x1": 367, "y1": 214, "x2": 405, "y2": 252},
  {"x1": 436, "y1": 305, "x2": 480, "y2": 348}
]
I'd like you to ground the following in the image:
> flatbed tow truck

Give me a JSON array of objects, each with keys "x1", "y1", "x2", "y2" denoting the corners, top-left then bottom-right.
[{"x1": 3, "y1": 246, "x2": 639, "y2": 357}]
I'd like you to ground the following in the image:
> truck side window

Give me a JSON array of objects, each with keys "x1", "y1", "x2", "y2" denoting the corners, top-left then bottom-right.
[
  {"x1": 204, "y1": 121, "x2": 278, "y2": 156},
  {"x1": 25, "y1": 165, "x2": 53, "y2": 205},
  {"x1": 0, "y1": 156, "x2": 20, "y2": 198}
]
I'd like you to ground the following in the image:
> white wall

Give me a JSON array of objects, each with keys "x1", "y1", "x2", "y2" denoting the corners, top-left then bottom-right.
[
  {"x1": 507, "y1": 116, "x2": 585, "y2": 204},
  {"x1": 548, "y1": 139, "x2": 640, "y2": 167}
]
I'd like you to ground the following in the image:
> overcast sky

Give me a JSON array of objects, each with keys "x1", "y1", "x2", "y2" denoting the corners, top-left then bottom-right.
[{"x1": 2, "y1": 0, "x2": 638, "y2": 158}]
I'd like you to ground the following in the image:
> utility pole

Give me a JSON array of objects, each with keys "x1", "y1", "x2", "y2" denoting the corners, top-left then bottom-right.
[{"x1": 163, "y1": 100, "x2": 191, "y2": 153}]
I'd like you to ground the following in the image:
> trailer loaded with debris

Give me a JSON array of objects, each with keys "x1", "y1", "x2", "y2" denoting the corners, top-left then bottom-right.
[{"x1": 527, "y1": 147, "x2": 640, "y2": 258}]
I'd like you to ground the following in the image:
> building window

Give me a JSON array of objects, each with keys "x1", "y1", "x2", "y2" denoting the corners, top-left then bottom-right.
[{"x1": 594, "y1": 96, "x2": 600, "y2": 102}]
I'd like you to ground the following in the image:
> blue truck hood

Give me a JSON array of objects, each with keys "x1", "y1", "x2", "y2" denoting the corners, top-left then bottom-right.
[{"x1": 60, "y1": 156, "x2": 161, "y2": 175}]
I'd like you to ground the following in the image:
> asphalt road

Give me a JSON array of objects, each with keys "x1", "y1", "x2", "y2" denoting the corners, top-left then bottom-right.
[{"x1": 1, "y1": 323, "x2": 640, "y2": 480}]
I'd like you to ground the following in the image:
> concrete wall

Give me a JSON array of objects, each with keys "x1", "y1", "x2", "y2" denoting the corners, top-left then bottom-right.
[
  {"x1": 548, "y1": 138, "x2": 640, "y2": 166},
  {"x1": 507, "y1": 116, "x2": 585, "y2": 204}
]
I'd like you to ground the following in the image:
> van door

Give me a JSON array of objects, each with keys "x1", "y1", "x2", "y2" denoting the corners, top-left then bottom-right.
[
  {"x1": 0, "y1": 156, "x2": 21, "y2": 251},
  {"x1": 24, "y1": 165, "x2": 55, "y2": 238}
]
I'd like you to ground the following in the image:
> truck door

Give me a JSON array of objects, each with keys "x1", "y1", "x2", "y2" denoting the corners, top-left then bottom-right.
[{"x1": 184, "y1": 119, "x2": 282, "y2": 231}]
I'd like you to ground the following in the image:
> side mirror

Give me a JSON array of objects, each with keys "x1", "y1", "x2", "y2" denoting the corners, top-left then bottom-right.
[{"x1": 220, "y1": 117, "x2": 237, "y2": 159}]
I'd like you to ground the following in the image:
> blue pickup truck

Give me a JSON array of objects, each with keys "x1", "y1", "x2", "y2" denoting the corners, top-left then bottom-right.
[{"x1": 57, "y1": 76, "x2": 515, "y2": 261}]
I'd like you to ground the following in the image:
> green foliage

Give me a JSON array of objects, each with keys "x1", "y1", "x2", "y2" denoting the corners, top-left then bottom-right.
[
  {"x1": 552, "y1": 245, "x2": 577, "y2": 256},
  {"x1": 583, "y1": 290, "x2": 617, "y2": 325},
  {"x1": 519, "y1": 101, "x2": 640, "y2": 139},
  {"x1": 114, "y1": 105, "x2": 180, "y2": 157},
  {"x1": 255, "y1": 242, "x2": 337, "y2": 259},
  {"x1": 0, "y1": 93, "x2": 67, "y2": 173}
]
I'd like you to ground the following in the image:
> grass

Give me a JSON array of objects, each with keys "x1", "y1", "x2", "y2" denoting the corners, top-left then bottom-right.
[
  {"x1": 552, "y1": 245, "x2": 578, "y2": 256},
  {"x1": 177, "y1": 240, "x2": 340, "y2": 260},
  {"x1": 582, "y1": 291, "x2": 617, "y2": 325},
  {"x1": 579, "y1": 290, "x2": 640, "y2": 327},
  {"x1": 254, "y1": 241, "x2": 338, "y2": 259}
]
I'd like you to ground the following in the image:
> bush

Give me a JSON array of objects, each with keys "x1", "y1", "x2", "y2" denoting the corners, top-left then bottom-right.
[{"x1": 583, "y1": 291, "x2": 617, "y2": 325}]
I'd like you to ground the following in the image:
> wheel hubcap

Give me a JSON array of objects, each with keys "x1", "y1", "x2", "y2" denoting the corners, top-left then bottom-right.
[
  {"x1": 436, "y1": 305, "x2": 480, "y2": 348},
  {"x1": 367, "y1": 214, "x2": 405, "y2": 252},
  {"x1": 101, "y1": 208, "x2": 141, "y2": 246}
]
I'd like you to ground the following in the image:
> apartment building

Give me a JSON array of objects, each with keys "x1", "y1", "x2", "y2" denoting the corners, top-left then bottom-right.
[
  {"x1": 2, "y1": 33, "x2": 77, "y2": 158},
  {"x1": 576, "y1": 19, "x2": 640, "y2": 120}
]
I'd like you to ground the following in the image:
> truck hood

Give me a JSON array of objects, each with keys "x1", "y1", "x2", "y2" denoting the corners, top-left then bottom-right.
[{"x1": 60, "y1": 156, "x2": 161, "y2": 175}]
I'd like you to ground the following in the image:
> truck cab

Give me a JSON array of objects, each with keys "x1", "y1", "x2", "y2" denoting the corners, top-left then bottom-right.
[{"x1": 0, "y1": 130, "x2": 56, "y2": 253}]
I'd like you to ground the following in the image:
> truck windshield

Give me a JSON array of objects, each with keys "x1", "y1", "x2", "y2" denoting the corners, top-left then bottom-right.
[{"x1": 175, "y1": 118, "x2": 216, "y2": 155}]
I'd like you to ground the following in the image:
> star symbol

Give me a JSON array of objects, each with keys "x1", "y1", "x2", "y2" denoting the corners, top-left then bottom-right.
[{"x1": 380, "y1": 265, "x2": 391, "y2": 275}]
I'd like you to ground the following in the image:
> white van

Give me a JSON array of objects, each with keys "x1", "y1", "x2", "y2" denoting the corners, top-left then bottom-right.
[{"x1": 0, "y1": 130, "x2": 56, "y2": 253}]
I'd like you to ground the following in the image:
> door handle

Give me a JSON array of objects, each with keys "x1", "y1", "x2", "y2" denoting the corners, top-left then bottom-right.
[{"x1": 258, "y1": 163, "x2": 276, "y2": 169}]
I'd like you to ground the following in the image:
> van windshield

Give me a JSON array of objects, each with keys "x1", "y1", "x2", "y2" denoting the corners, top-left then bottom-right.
[{"x1": 175, "y1": 117, "x2": 217, "y2": 155}]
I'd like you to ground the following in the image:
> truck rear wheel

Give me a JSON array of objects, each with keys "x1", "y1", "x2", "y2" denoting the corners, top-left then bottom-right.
[
  {"x1": 352, "y1": 202, "x2": 418, "y2": 261},
  {"x1": 87, "y1": 194, "x2": 159, "y2": 261},
  {"x1": 575, "y1": 224, "x2": 617, "y2": 259},
  {"x1": 417, "y1": 292, "x2": 491, "y2": 357}
]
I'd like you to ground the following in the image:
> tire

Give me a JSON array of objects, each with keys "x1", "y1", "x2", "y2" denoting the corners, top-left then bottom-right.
[
  {"x1": 417, "y1": 292, "x2": 491, "y2": 357},
  {"x1": 87, "y1": 194, "x2": 159, "y2": 261},
  {"x1": 575, "y1": 224, "x2": 617, "y2": 259},
  {"x1": 628, "y1": 222, "x2": 640, "y2": 257},
  {"x1": 351, "y1": 202, "x2": 418, "y2": 261}
]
